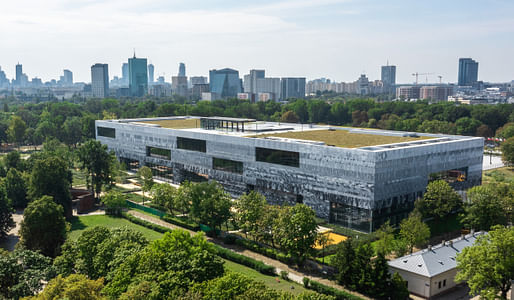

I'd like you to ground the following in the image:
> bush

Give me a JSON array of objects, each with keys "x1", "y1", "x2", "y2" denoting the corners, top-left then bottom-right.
[
  {"x1": 280, "y1": 270, "x2": 289, "y2": 281},
  {"x1": 147, "y1": 202, "x2": 166, "y2": 211},
  {"x1": 303, "y1": 277, "x2": 310, "y2": 288},
  {"x1": 121, "y1": 212, "x2": 171, "y2": 234},
  {"x1": 214, "y1": 245, "x2": 276, "y2": 276},
  {"x1": 223, "y1": 234, "x2": 237, "y2": 245},
  {"x1": 308, "y1": 280, "x2": 362, "y2": 300},
  {"x1": 161, "y1": 214, "x2": 200, "y2": 231}
]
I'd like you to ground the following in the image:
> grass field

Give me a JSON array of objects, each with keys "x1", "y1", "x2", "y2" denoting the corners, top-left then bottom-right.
[
  {"x1": 223, "y1": 259, "x2": 306, "y2": 295},
  {"x1": 68, "y1": 215, "x2": 163, "y2": 241},
  {"x1": 136, "y1": 118, "x2": 199, "y2": 129},
  {"x1": 252, "y1": 129, "x2": 432, "y2": 148},
  {"x1": 482, "y1": 167, "x2": 514, "y2": 184}
]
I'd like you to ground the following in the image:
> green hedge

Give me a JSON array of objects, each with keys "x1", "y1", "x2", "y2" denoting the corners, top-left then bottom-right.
[
  {"x1": 161, "y1": 215, "x2": 200, "y2": 231},
  {"x1": 233, "y1": 237, "x2": 295, "y2": 265},
  {"x1": 308, "y1": 280, "x2": 363, "y2": 300},
  {"x1": 214, "y1": 245, "x2": 276, "y2": 276},
  {"x1": 121, "y1": 212, "x2": 172, "y2": 234}
]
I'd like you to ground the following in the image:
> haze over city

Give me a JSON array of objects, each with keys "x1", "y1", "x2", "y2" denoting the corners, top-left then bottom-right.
[{"x1": 2, "y1": 0, "x2": 513, "y2": 83}]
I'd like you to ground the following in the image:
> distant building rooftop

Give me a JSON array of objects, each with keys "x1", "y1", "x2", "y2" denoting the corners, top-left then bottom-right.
[{"x1": 388, "y1": 231, "x2": 486, "y2": 277}]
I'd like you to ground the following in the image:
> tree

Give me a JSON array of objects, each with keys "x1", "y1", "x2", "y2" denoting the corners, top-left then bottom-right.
[
  {"x1": 101, "y1": 191, "x2": 127, "y2": 216},
  {"x1": 0, "y1": 250, "x2": 56, "y2": 299},
  {"x1": 61, "y1": 116, "x2": 83, "y2": 147},
  {"x1": 27, "y1": 274, "x2": 105, "y2": 300},
  {"x1": 4, "y1": 168, "x2": 28, "y2": 208},
  {"x1": 4, "y1": 151, "x2": 24, "y2": 171},
  {"x1": 7, "y1": 116, "x2": 27, "y2": 148},
  {"x1": 234, "y1": 191, "x2": 267, "y2": 239},
  {"x1": 399, "y1": 213, "x2": 430, "y2": 253},
  {"x1": 456, "y1": 226, "x2": 514, "y2": 299},
  {"x1": 150, "y1": 183, "x2": 176, "y2": 212},
  {"x1": 455, "y1": 117, "x2": 481, "y2": 136},
  {"x1": 175, "y1": 181, "x2": 193, "y2": 216},
  {"x1": 280, "y1": 111, "x2": 299, "y2": 123},
  {"x1": 0, "y1": 184, "x2": 14, "y2": 238},
  {"x1": 255, "y1": 204, "x2": 280, "y2": 247},
  {"x1": 28, "y1": 156, "x2": 72, "y2": 218},
  {"x1": 374, "y1": 221, "x2": 395, "y2": 256},
  {"x1": 476, "y1": 124, "x2": 493, "y2": 137},
  {"x1": 104, "y1": 230, "x2": 224, "y2": 299},
  {"x1": 274, "y1": 204, "x2": 318, "y2": 264},
  {"x1": 460, "y1": 185, "x2": 510, "y2": 231},
  {"x1": 415, "y1": 180, "x2": 461, "y2": 221},
  {"x1": 501, "y1": 136, "x2": 514, "y2": 165},
  {"x1": 137, "y1": 166, "x2": 154, "y2": 205},
  {"x1": 189, "y1": 181, "x2": 231, "y2": 233},
  {"x1": 19, "y1": 196, "x2": 67, "y2": 257},
  {"x1": 77, "y1": 139, "x2": 116, "y2": 199}
]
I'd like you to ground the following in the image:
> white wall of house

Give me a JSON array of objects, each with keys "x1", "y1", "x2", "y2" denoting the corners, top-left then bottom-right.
[
  {"x1": 390, "y1": 267, "x2": 431, "y2": 298},
  {"x1": 429, "y1": 269, "x2": 458, "y2": 298}
]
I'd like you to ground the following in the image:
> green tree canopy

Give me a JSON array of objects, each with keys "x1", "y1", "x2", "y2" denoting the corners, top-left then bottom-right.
[
  {"x1": 101, "y1": 191, "x2": 127, "y2": 216},
  {"x1": 0, "y1": 183, "x2": 14, "y2": 238},
  {"x1": 7, "y1": 115, "x2": 27, "y2": 147},
  {"x1": 77, "y1": 139, "x2": 116, "y2": 199},
  {"x1": 150, "y1": 183, "x2": 176, "y2": 212},
  {"x1": 456, "y1": 226, "x2": 514, "y2": 299},
  {"x1": 103, "y1": 230, "x2": 224, "y2": 299},
  {"x1": 460, "y1": 185, "x2": 512, "y2": 231},
  {"x1": 501, "y1": 136, "x2": 514, "y2": 165},
  {"x1": 274, "y1": 204, "x2": 318, "y2": 264},
  {"x1": 189, "y1": 181, "x2": 231, "y2": 233},
  {"x1": 28, "y1": 155, "x2": 72, "y2": 218},
  {"x1": 234, "y1": 191, "x2": 267, "y2": 239},
  {"x1": 4, "y1": 168, "x2": 28, "y2": 208},
  {"x1": 19, "y1": 195, "x2": 67, "y2": 257},
  {"x1": 399, "y1": 213, "x2": 430, "y2": 253},
  {"x1": 26, "y1": 274, "x2": 105, "y2": 300},
  {"x1": 415, "y1": 180, "x2": 461, "y2": 221}
]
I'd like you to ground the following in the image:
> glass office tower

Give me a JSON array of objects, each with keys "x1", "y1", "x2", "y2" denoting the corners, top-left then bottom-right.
[{"x1": 129, "y1": 55, "x2": 148, "y2": 97}]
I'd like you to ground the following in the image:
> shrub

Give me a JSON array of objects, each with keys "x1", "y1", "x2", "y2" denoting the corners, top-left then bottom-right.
[
  {"x1": 308, "y1": 280, "x2": 362, "y2": 300},
  {"x1": 280, "y1": 270, "x2": 289, "y2": 281},
  {"x1": 303, "y1": 277, "x2": 310, "y2": 288},
  {"x1": 214, "y1": 245, "x2": 275, "y2": 276},
  {"x1": 223, "y1": 234, "x2": 237, "y2": 245}
]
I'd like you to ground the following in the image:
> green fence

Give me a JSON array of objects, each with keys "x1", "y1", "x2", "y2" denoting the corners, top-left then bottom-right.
[{"x1": 126, "y1": 200, "x2": 166, "y2": 217}]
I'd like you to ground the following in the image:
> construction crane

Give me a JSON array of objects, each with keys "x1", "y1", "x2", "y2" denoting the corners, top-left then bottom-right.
[
  {"x1": 438, "y1": 75, "x2": 443, "y2": 84},
  {"x1": 412, "y1": 72, "x2": 434, "y2": 84}
]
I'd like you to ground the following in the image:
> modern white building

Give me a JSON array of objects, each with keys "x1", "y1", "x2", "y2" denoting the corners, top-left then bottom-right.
[{"x1": 388, "y1": 232, "x2": 485, "y2": 299}]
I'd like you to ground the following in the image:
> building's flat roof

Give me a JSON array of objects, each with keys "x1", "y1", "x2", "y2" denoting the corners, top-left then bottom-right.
[
  {"x1": 252, "y1": 129, "x2": 434, "y2": 148},
  {"x1": 135, "y1": 118, "x2": 200, "y2": 129},
  {"x1": 388, "y1": 232, "x2": 485, "y2": 277},
  {"x1": 200, "y1": 116, "x2": 256, "y2": 122}
]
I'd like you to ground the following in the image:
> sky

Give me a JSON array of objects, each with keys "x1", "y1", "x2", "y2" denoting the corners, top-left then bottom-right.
[{"x1": 1, "y1": 0, "x2": 513, "y2": 84}]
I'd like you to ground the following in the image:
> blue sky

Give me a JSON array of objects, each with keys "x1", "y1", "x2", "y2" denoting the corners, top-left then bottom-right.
[{"x1": 1, "y1": 0, "x2": 513, "y2": 83}]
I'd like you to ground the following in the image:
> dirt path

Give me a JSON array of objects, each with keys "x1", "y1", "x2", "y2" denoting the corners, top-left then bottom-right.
[{"x1": 127, "y1": 210, "x2": 369, "y2": 300}]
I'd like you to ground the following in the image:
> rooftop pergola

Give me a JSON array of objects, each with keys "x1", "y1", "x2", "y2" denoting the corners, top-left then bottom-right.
[{"x1": 200, "y1": 117, "x2": 255, "y2": 132}]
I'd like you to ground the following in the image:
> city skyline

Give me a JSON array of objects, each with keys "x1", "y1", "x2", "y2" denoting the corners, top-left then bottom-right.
[{"x1": 1, "y1": 0, "x2": 513, "y2": 83}]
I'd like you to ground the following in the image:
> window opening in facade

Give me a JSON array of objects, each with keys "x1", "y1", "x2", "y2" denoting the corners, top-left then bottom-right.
[
  {"x1": 429, "y1": 167, "x2": 468, "y2": 183},
  {"x1": 119, "y1": 157, "x2": 139, "y2": 171},
  {"x1": 97, "y1": 126, "x2": 116, "y2": 138},
  {"x1": 146, "y1": 162, "x2": 173, "y2": 180},
  {"x1": 296, "y1": 195, "x2": 303, "y2": 204},
  {"x1": 255, "y1": 147, "x2": 299, "y2": 167},
  {"x1": 177, "y1": 137, "x2": 206, "y2": 152},
  {"x1": 213, "y1": 157, "x2": 243, "y2": 174},
  {"x1": 146, "y1": 146, "x2": 171, "y2": 160},
  {"x1": 330, "y1": 202, "x2": 371, "y2": 232}
]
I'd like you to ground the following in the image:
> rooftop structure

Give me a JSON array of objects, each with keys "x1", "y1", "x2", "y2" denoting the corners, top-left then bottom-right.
[
  {"x1": 389, "y1": 231, "x2": 486, "y2": 298},
  {"x1": 97, "y1": 116, "x2": 483, "y2": 232}
]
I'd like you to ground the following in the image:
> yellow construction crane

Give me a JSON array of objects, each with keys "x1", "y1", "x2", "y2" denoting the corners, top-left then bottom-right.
[{"x1": 412, "y1": 72, "x2": 434, "y2": 84}]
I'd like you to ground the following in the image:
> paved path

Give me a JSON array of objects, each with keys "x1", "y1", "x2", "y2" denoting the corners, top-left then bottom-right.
[
  {"x1": 127, "y1": 210, "x2": 369, "y2": 300},
  {"x1": 482, "y1": 154, "x2": 504, "y2": 170},
  {"x1": 0, "y1": 210, "x2": 24, "y2": 251}
]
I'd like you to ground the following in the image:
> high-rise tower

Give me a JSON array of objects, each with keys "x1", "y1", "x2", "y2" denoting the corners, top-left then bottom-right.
[{"x1": 128, "y1": 53, "x2": 148, "y2": 97}]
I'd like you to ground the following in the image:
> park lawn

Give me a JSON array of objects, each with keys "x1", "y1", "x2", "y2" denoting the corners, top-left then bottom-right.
[
  {"x1": 482, "y1": 167, "x2": 514, "y2": 184},
  {"x1": 68, "y1": 215, "x2": 163, "y2": 241},
  {"x1": 223, "y1": 259, "x2": 307, "y2": 296}
]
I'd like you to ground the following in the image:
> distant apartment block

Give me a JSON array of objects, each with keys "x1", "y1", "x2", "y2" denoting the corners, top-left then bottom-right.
[
  {"x1": 281, "y1": 77, "x2": 306, "y2": 100},
  {"x1": 91, "y1": 63, "x2": 109, "y2": 98},
  {"x1": 420, "y1": 86, "x2": 454, "y2": 102},
  {"x1": 148, "y1": 64, "x2": 154, "y2": 84},
  {"x1": 172, "y1": 76, "x2": 188, "y2": 98},
  {"x1": 243, "y1": 70, "x2": 281, "y2": 101}
]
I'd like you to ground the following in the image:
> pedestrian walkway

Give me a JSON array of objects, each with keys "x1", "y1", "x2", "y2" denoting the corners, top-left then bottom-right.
[{"x1": 127, "y1": 210, "x2": 369, "y2": 300}]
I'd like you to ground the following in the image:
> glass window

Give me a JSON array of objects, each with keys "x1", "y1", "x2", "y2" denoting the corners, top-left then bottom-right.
[
  {"x1": 213, "y1": 157, "x2": 243, "y2": 174},
  {"x1": 177, "y1": 137, "x2": 206, "y2": 152},
  {"x1": 146, "y1": 146, "x2": 171, "y2": 160},
  {"x1": 97, "y1": 126, "x2": 116, "y2": 138},
  {"x1": 443, "y1": 279, "x2": 446, "y2": 287},
  {"x1": 255, "y1": 147, "x2": 299, "y2": 167}
]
